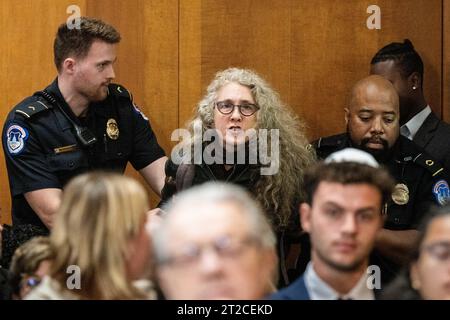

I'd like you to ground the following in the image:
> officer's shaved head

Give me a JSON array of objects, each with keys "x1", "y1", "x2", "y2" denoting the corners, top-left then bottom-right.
[
  {"x1": 349, "y1": 75, "x2": 399, "y2": 112},
  {"x1": 345, "y1": 75, "x2": 400, "y2": 161}
]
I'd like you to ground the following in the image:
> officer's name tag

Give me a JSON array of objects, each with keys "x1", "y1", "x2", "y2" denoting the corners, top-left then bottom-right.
[{"x1": 54, "y1": 144, "x2": 78, "y2": 154}]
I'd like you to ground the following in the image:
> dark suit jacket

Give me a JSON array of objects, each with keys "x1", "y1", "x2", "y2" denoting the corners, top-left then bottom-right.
[
  {"x1": 414, "y1": 112, "x2": 450, "y2": 171},
  {"x1": 269, "y1": 276, "x2": 311, "y2": 300}
]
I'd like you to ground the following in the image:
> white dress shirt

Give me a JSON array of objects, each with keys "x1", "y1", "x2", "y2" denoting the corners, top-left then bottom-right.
[
  {"x1": 304, "y1": 262, "x2": 375, "y2": 300},
  {"x1": 400, "y1": 105, "x2": 431, "y2": 140}
]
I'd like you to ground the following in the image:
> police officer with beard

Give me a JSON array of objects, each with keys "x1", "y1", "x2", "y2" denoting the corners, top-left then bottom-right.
[{"x1": 313, "y1": 75, "x2": 450, "y2": 285}]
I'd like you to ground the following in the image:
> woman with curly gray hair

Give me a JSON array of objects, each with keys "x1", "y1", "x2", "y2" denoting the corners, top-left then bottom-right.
[{"x1": 162, "y1": 68, "x2": 316, "y2": 285}]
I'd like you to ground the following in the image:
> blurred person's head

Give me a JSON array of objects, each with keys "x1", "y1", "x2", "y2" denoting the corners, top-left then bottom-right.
[
  {"x1": 345, "y1": 75, "x2": 400, "y2": 162},
  {"x1": 154, "y1": 182, "x2": 278, "y2": 300},
  {"x1": 301, "y1": 152, "x2": 394, "y2": 285},
  {"x1": 9, "y1": 236, "x2": 53, "y2": 299},
  {"x1": 409, "y1": 206, "x2": 450, "y2": 299},
  {"x1": 50, "y1": 172, "x2": 151, "y2": 299},
  {"x1": 370, "y1": 39, "x2": 426, "y2": 125},
  {"x1": 183, "y1": 67, "x2": 315, "y2": 231}
]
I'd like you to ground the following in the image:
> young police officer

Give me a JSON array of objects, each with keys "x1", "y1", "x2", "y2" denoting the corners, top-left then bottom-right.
[{"x1": 2, "y1": 17, "x2": 167, "y2": 231}]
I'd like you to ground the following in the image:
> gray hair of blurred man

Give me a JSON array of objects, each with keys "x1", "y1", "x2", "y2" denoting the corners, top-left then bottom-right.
[{"x1": 154, "y1": 182, "x2": 277, "y2": 260}]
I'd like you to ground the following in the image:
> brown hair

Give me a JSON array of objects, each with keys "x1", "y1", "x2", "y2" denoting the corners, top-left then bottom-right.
[
  {"x1": 54, "y1": 17, "x2": 121, "y2": 72},
  {"x1": 303, "y1": 161, "x2": 394, "y2": 207}
]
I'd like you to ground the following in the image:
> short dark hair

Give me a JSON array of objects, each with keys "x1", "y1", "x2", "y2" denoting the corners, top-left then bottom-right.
[
  {"x1": 54, "y1": 17, "x2": 121, "y2": 72},
  {"x1": 303, "y1": 161, "x2": 394, "y2": 208},
  {"x1": 370, "y1": 39, "x2": 424, "y2": 87}
]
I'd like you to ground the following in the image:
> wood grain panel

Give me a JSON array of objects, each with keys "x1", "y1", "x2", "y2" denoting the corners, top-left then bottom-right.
[{"x1": 0, "y1": 0, "x2": 87, "y2": 224}]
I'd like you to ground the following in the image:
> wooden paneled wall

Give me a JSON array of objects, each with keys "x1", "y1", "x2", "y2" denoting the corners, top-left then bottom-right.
[{"x1": 0, "y1": 0, "x2": 447, "y2": 224}]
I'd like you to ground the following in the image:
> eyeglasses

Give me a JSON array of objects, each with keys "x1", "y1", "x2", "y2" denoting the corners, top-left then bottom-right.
[
  {"x1": 215, "y1": 101, "x2": 259, "y2": 116},
  {"x1": 421, "y1": 241, "x2": 450, "y2": 261},
  {"x1": 159, "y1": 235, "x2": 260, "y2": 268}
]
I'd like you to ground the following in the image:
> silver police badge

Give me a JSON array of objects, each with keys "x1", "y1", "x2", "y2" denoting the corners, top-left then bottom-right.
[
  {"x1": 392, "y1": 183, "x2": 409, "y2": 205},
  {"x1": 106, "y1": 118, "x2": 119, "y2": 140}
]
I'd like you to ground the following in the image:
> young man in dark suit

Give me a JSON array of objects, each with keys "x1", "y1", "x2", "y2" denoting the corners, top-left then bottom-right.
[{"x1": 271, "y1": 149, "x2": 394, "y2": 300}]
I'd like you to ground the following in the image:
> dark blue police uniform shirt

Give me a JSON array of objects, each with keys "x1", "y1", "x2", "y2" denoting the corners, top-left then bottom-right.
[{"x1": 2, "y1": 79, "x2": 165, "y2": 230}]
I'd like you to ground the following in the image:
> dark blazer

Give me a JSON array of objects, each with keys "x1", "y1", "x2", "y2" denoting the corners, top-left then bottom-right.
[
  {"x1": 414, "y1": 112, "x2": 450, "y2": 171},
  {"x1": 269, "y1": 274, "x2": 383, "y2": 300},
  {"x1": 269, "y1": 276, "x2": 311, "y2": 300}
]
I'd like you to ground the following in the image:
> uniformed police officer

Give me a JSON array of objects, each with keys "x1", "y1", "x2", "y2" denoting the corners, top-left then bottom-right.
[
  {"x1": 2, "y1": 17, "x2": 167, "y2": 231},
  {"x1": 313, "y1": 75, "x2": 450, "y2": 284}
]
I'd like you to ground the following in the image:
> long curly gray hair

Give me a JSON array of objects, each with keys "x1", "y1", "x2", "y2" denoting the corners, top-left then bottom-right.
[{"x1": 184, "y1": 68, "x2": 316, "y2": 230}]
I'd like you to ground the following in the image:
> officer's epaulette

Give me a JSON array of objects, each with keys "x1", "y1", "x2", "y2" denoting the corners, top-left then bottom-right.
[
  {"x1": 14, "y1": 99, "x2": 52, "y2": 119},
  {"x1": 108, "y1": 83, "x2": 133, "y2": 101},
  {"x1": 313, "y1": 133, "x2": 347, "y2": 150},
  {"x1": 411, "y1": 153, "x2": 445, "y2": 177}
]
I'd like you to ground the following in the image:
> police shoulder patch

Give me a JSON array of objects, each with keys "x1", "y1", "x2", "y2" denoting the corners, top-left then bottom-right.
[
  {"x1": 6, "y1": 123, "x2": 29, "y2": 155},
  {"x1": 433, "y1": 179, "x2": 450, "y2": 205}
]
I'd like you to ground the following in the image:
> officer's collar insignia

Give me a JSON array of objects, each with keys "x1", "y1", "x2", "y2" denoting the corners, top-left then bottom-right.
[
  {"x1": 6, "y1": 124, "x2": 29, "y2": 155},
  {"x1": 54, "y1": 144, "x2": 78, "y2": 154},
  {"x1": 433, "y1": 180, "x2": 450, "y2": 205},
  {"x1": 392, "y1": 183, "x2": 409, "y2": 205},
  {"x1": 106, "y1": 118, "x2": 119, "y2": 140}
]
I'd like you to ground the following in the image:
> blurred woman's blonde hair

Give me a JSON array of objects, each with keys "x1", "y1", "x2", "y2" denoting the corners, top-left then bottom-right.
[{"x1": 50, "y1": 172, "x2": 149, "y2": 299}]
